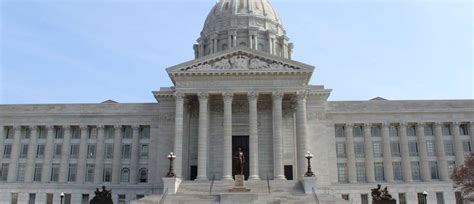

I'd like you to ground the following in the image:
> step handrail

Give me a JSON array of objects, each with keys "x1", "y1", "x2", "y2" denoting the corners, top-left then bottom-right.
[
  {"x1": 312, "y1": 187, "x2": 320, "y2": 204},
  {"x1": 209, "y1": 174, "x2": 216, "y2": 195},
  {"x1": 159, "y1": 188, "x2": 168, "y2": 204},
  {"x1": 266, "y1": 175, "x2": 271, "y2": 194}
]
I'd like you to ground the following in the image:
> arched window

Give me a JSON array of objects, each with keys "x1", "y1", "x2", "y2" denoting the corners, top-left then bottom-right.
[
  {"x1": 120, "y1": 168, "x2": 130, "y2": 183},
  {"x1": 139, "y1": 168, "x2": 148, "y2": 183},
  {"x1": 222, "y1": 44, "x2": 228, "y2": 51}
]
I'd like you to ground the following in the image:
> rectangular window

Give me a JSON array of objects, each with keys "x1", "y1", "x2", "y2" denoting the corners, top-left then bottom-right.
[
  {"x1": 409, "y1": 141, "x2": 418, "y2": 156},
  {"x1": 105, "y1": 144, "x2": 114, "y2": 159},
  {"x1": 337, "y1": 163, "x2": 348, "y2": 183},
  {"x1": 54, "y1": 126, "x2": 64, "y2": 139},
  {"x1": 68, "y1": 164, "x2": 77, "y2": 182},
  {"x1": 3, "y1": 144, "x2": 12, "y2": 158},
  {"x1": 5, "y1": 126, "x2": 13, "y2": 139},
  {"x1": 336, "y1": 142, "x2": 346, "y2": 158},
  {"x1": 86, "y1": 164, "x2": 95, "y2": 182},
  {"x1": 36, "y1": 144, "x2": 45, "y2": 158},
  {"x1": 103, "y1": 165, "x2": 112, "y2": 182},
  {"x1": 460, "y1": 124, "x2": 469, "y2": 135},
  {"x1": 64, "y1": 194, "x2": 72, "y2": 204},
  {"x1": 20, "y1": 144, "x2": 28, "y2": 158},
  {"x1": 411, "y1": 162, "x2": 421, "y2": 180},
  {"x1": 122, "y1": 144, "x2": 131, "y2": 159},
  {"x1": 399, "y1": 193, "x2": 407, "y2": 204},
  {"x1": 374, "y1": 162, "x2": 384, "y2": 181},
  {"x1": 17, "y1": 163, "x2": 26, "y2": 182},
  {"x1": 28, "y1": 194, "x2": 36, "y2": 204},
  {"x1": 123, "y1": 126, "x2": 132, "y2": 139},
  {"x1": 38, "y1": 126, "x2": 47, "y2": 139},
  {"x1": 444, "y1": 141, "x2": 455, "y2": 156},
  {"x1": 361, "y1": 194, "x2": 369, "y2": 204},
  {"x1": 447, "y1": 161, "x2": 456, "y2": 176},
  {"x1": 407, "y1": 124, "x2": 417, "y2": 136},
  {"x1": 140, "y1": 126, "x2": 150, "y2": 139},
  {"x1": 51, "y1": 164, "x2": 60, "y2": 182},
  {"x1": 353, "y1": 125, "x2": 363, "y2": 137},
  {"x1": 371, "y1": 125, "x2": 381, "y2": 137},
  {"x1": 418, "y1": 192, "x2": 427, "y2": 204},
  {"x1": 427, "y1": 140, "x2": 436, "y2": 156},
  {"x1": 335, "y1": 125, "x2": 345, "y2": 137},
  {"x1": 140, "y1": 144, "x2": 149, "y2": 159},
  {"x1": 21, "y1": 126, "x2": 31, "y2": 139},
  {"x1": 71, "y1": 126, "x2": 81, "y2": 139},
  {"x1": 88, "y1": 127, "x2": 98, "y2": 139},
  {"x1": 356, "y1": 162, "x2": 366, "y2": 182},
  {"x1": 354, "y1": 142, "x2": 365, "y2": 158},
  {"x1": 455, "y1": 191, "x2": 463, "y2": 204},
  {"x1": 341, "y1": 194, "x2": 349, "y2": 201},
  {"x1": 425, "y1": 124, "x2": 435, "y2": 136},
  {"x1": 391, "y1": 141, "x2": 401, "y2": 157},
  {"x1": 389, "y1": 125, "x2": 399, "y2": 137},
  {"x1": 463, "y1": 141, "x2": 471, "y2": 155},
  {"x1": 373, "y1": 142, "x2": 383, "y2": 157},
  {"x1": 33, "y1": 164, "x2": 42, "y2": 182},
  {"x1": 46, "y1": 194, "x2": 53, "y2": 204},
  {"x1": 442, "y1": 123, "x2": 452, "y2": 136},
  {"x1": 81, "y1": 194, "x2": 90, "y2": 204},
  {"x1": 393, "y1": 162, "x2": 403, "y2": 181},
  {"x1": 11, "y1": 193, "x2": 18, "y2": 204},
  {"x1": 70, "y1": 144, "x2": 80, "y2": 158},
  {"x1": 118, "y1": 194, "x2": 126, "y2": 204},
  {"x1": 105, "y1": 126, "x2": 114, "y2": 139},
  {"x1": 53, "y1": 144, "x2": 62, "y2": 158},
  {"x1": 0, "y1": 163, "x2": 9, "y2": 181},
  {"x1": 87, "y1": 144, "x2": 96, "y2": 159},
  {"x1": 430, "y1": 161, "x2": 439, "y2": 179},
  {"x1": 436, "y1": 192, "x2": 445, "y2": 204}
]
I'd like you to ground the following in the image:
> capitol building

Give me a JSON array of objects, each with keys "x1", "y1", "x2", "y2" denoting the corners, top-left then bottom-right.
[{"x1": 1, "y1": 0, "x2": 473, "y2": 204}]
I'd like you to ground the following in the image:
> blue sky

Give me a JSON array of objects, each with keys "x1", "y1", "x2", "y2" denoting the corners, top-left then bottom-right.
[{"x1": 1, "y1": 0, "x2": 472, "y2": 104}]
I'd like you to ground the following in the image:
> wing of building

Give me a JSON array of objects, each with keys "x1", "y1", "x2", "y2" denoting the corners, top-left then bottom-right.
[{"x1": 1, "y1": 0, "x2": 473, "y2": 204}]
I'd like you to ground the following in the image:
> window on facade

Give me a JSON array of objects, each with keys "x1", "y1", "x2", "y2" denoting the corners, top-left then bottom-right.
[
  {"x1": 5, "y1": 126, "x2": 13, "y2": 139},
  {"x1": 337, "y1": 163, "x2": 348, "y2": 183},
  {"x1": 118, "y1": 195, "x2": 126, "y2": 204},
  {"x1": 21, "y1": 126, "x2": 30, "y2": 139},
  {"x1": 341, "y1": 194, "x2": 349, "y2": 201},
  {"x1": 444, "y1": 141, "x2": 455, "y2": 156},
  {"x1": 411, "y1": 162, "x2": 421, "y2": 180},
  {"x1": 105, "y1": 126, "x2": 114, "y2": 139},
  {"x1": 361, "y1": 194, "x2": 369, "y2": 204},
  {"x1": 389, "y1": 125, "x2": 399, "y2": 137},
  {"x1": 409, "y1": 141, "x2": 418, "y2": 156},
  {"x1": 373, "y1": 142, "x2": 383, "y2": 157},
  {"x1": 393, "y1": 162, "x2": 403, "y2": 181},
  {"x1": 85, "y1": 164, "x2": 94, "y2": 182},
  {"x1": 33, "y1": 164, "x2": 42, "y2": 182},
  {"x1": 20, "y1": 144, "x2": 28, "y2": 158},
  {"x1": 36, "y1": 144, "x2": 45, "y2": 158},
  {"x1": 87, "y1": 144, "x2": 96, "y2": 159},
  {"x1": 399, "y1": 193, "x2": 407, "y2": 204},
  {"x1": 436, "y1": 192, "x2": 445, "y2": 204},
  {"x1": 463, "y1": 141, "x2": 471, "y2": 155},
  {"x1": 70, "y1": 144, "x2": 79, "y2": 158},
  {"x1": 54, "y1": 126, "x2": 64, "y2": 139},
  {"x1": 122, "y1": 144, "x2": 131, "y2": 159},
  {"x1": 0, "y1": 163, "x2": 9, "y2": 181},
  {"x1": 71, "y1": 126, "x2": 81, "y2": 139},
  {"x1": 3, "y1": 144, "x2": 12, "y2": 158},
  {"x1": 140, "y1": 144, "x2": 149, "y2": 159},
  {"x1": 103, "y1": 165, "x2": 112, "y2": 182},
  {"x1": 38, "y1": 126, "x2": 47, "y2": 139},
  {"x1": 354, "y1": 142, "x2": 365, "y2": 158},
  {"x1": 336, "y1": 143, "x2": 346, "y2": 158},
  {"x1": 123, "y1": 126, "x2": 132, "y2": 139},
  {"x1": 407, "y1": 124, "x2": 417, "y2": 136},
  {"x1": 140, "y1": 126, "x2": 150, "y2": 139},
  {"x1": 460, "y1": 124, "x2": 469, "y2": 135},
  {"x1": 136, "y1": 195, "x2": 145, "y2": 200},
  {"x1": 417, "y1": 192, "x2": 427, "y2": 204},
  {"x1": 64, "y1": 194, "x2": 72, "y2": 204},
  {"x1": 53, "y1": 144, "x2": 62, "y2": 158},
  {"x1": 28, "y1": 194, "x2": 36, "y2": 204},
  {"x1": 46, "y1": 194, "x2": 53, "y2": 204},
  {"x1": 121, "y1": 168, "x2": 130, "y2": 183},
  {"x1": 139, "y1": 168, "x2": 148, "y2": 183},
  {"x1": 68, "y1": 164, "x2": 77, "y2": 182},
  {"x1": 356, "y1": 163, "x2": 366, "y2": 182},
  {"x1": 427, "y1": 140, "x2": 436, "y2": 156},
  {"x1": 81, "y1": 194, "x2": 89, "y2": 204},
  {"x1": 442, "y1": 123, "x2": 452, "y2": 136},
  {"x1": 335, "y1": 126, "x2": 345, "y2": 137},
  {"x1": 447, "y1": 161, "x2": 456, "y2": 176},
  {"x1": 51, "y1": 164, "x2": 60, "y2": 182},
  {"x1": 374, "y1": 162, "x2": 384, "y2": 181},
  {"x1": 17, "y1": 163, "x2": 26, "y2": 182},
  {"x1": 88, "y1": 127, "x2": 98, "y2": 139},
  {"x1": 424, "y1": 124, "x2": 434, "y2": 136},
  {"x1": 455, "y1": 191, "x2": 463, "y2": 204},
  {"x1": 391, "y1": 141, "x2": 401, "y2": 157},
  {"x1": 371, "y1": 125, "x2": 381, "y2": 137},
  {"x1": 11, "y1": 193, "x2": 18, "y2": 204},
  {"x1": 430, "y1": 161, "x2": 439, "y2": 179},
  {"x1": 353, "y1": 125, "x2": 363, "y2": 137},
  {"x1": 105, "y1": 144, "x2": 113, "y2": 159}
]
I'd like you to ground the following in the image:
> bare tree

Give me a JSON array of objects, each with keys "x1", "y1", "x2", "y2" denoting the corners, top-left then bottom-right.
[{"x1": 452, "y1": 153, "x2": 474, "y2": 200}]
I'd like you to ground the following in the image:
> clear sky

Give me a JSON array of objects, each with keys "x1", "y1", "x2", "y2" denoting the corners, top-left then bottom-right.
[{"x1": 1, "y1": 0, "x2": 472, "y2": 104}]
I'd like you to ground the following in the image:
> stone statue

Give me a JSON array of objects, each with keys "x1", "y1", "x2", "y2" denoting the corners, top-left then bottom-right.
[
  {"x1": 371, "y1": 184, "x2": 395, "y2": 203},
  {"x1": 90, "y1": 186, "x2": 113, "y2": 204},
  {"x1": 230, "y1": 55, "x2": 249, "y2": 69},
  {"x1": 234, "y1": 147, "x2": 245, "y2": 175},
  {"x1": 212, "y1": 59, "x2": 231, "y2": 70},
  {"x1": 249, "y1": 58, "x2": 269, "y2": 69}
]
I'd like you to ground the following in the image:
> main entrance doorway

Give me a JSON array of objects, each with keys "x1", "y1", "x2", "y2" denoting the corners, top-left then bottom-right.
[{"x1": 232, "y1": 136, "x2": 250, "y2": 180}]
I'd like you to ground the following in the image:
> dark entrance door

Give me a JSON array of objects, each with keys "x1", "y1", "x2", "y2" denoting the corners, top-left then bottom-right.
[
  {"x1": 190, "y1": 165, "x2": 197, "y2": 180},
  {"x1": 232, "y1": 136, "x2": 250, "y2": 180},
  {"x1": 284, "y1": 165, "x2": 293, "y2": 180}
]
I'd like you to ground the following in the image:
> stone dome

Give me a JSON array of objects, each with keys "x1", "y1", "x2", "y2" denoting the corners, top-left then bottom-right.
[{"x1": 193, "y1": 0, "x2": 293, "y2": 59}]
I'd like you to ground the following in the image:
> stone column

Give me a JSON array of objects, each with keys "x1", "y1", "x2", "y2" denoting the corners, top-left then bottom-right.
[
  {"x1": 112, "y1": 125, "x2": 122, "y2": 184},
  {"x1": 416, "y1": 123, "x2": 431, "y2": 182},
  {"x1": 382, "y1": 123, "x2": 394, "y2": 182},
  {"x1": 268, "y1": 34, "x2": 274, "y2": 55},
  {"x1": 363, "y1": 124, "x2": 375, "y2": 183},
  {"x1": 228, "y1": 35, "x2": 232, "y2": 49},
  {"x1": 41, "y1": 126, "x2": 54, "y2": 182},
  {"x1": 7, "y1": 126, "x2": 21, "y2": 182},
  {"x1": 0, "y1": 126, "x2": 4, "y2": 160},
  {"x1": 233, "y1": 35, "x2": 237, "y2": 47},
  {"x1": 196, "y1": 92, "x2": 209, "y2": 181},
  {"x1": 254, "y1": 34, "x2": 259, "y2": 50},
  {"x1": 59, "y1": 126, "x2": 72, "y2": 183},
  {"x1": 452, "y1": 122, "x2": 465, "y2": 165},
  {"x1": 399, "y1": 123, "x2": 413, "y2": 182},
  {"x1": 272, "y1": 91, "x2": 285, "y2": 180},
  {"x1": 174, "y1": 92, "x2": 185, "y2": 179},
  {"x1": 248, "y1": 92, "x2": 259, "y2": 180},
  {"x1": 470, "y1": 122, "x2": 474, "y2": 153},
  {"x1": 434, "y1": 123, "x2": 449, "y2": 181},
  {"x1": 222, "y1": 92, "x2": 233, "y2": 180},
  {"x1": 94, "y1": 126, "x2": 105, "y2": 184},
  {"x1": 344, "y1": 124, "x2": 357, "y2": 183},
  {"x1": 76, "y1": 125, "x2": 88, "y2": 183},
  {"x1": 130, "y1": 125, "x2": 140, "y2": 184},
  {"x1": 295, "y1": 91, "x2": 309, "y2": 179},
  {"x1": 24, "y1": 126, "x2": 38, "y2": 182}
]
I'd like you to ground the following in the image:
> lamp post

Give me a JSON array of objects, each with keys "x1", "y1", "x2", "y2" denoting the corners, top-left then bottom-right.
[
  {"x1": 60, "y1": 192, "x2": 65, "y2": 204},
  {"x1": 304, "y1": 151, "x2": 315, "y2": 177},
  {"x1": 423, "y1": 191, "x2": 428, "y2": 204},
  {"x1": 166, "y1": 152, "x2": 176, "y2": 177}
]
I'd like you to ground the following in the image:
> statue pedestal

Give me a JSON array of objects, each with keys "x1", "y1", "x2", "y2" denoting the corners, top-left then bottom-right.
[
  {"x1": 228, "y1": 175, "x2": 251, "y2": 192},
  {"x1": 301, "y1": 176, "x2": 317, "y2": 194},
  {"x1": 162, "y1": 177, "x2": 182, "y2": 195}
]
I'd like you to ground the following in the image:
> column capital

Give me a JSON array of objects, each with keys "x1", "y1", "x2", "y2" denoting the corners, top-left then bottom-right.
[
  {"x1": 382, "y1": 123, "x2": 390, "y2": 128},
  {"x1": 62, "y1": 125, "x2": 71, "y2": 130},
  {"x1": 174, "y1": 92, "x2": 185, "y2": 100},
  {"x1": 223, "y1": 92, "x2": 234, "y2": 101},
  {"x1": 46, "y1": 125, "x2": 55, "y2": 130},
  {"x1": 247, "y1": 91, "x2": 259, "y2": 100},
  {"x1": 399, "y1": 122, "x2": 407, "y2": 128},
  {"x1": 132, "y1": 125, "x2": 140, "y2": 130},
  {"x1": 80, "y1": 125, "x2": 88, "y2": 130},
  {"x1": 272, "y1": 91, "x2": 284, "y2": 100},
  {"x1": 452, "y1": 121, "x2": 461, "y2": 127},
  {"x1": 29, "y1": 125, "x2": 38, "y2": 130},
  {"x1": 296, "y1": 91, "x2": 307, "y2": 101},
  {"x1": 416, "y1": 122, "x2": 425, "y2": 128},
  {"x1": 13, "y1": 125, "x2": 21, "y2": 130},
  {"x1": 345, "y1": 123, "x2": 353, "y2": 128},
  {"x1": 198, "y1": 92, "x2": 209, "y2": 100},
  {"x1": 97, "y1": 125, "x2": 105, "y2": 130},
  {"x1": 363, "y1": 123, "x2": 372, "y2": 128},
  {"x1": 434, "y1": 122, "x2": 443, "y2": 127},
  {"x1": 114, "y1": 125, "x2": 122, "y2": 129}
]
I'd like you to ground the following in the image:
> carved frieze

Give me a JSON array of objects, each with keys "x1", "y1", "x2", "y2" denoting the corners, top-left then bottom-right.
[{"x1": 158, "y1": 112, "x2": 175, "y2": 123}]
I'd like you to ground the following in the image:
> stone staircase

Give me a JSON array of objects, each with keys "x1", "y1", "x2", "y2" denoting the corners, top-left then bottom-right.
[{"x1": 132, "y1": 180, "x2": 350, "y2": 204}]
